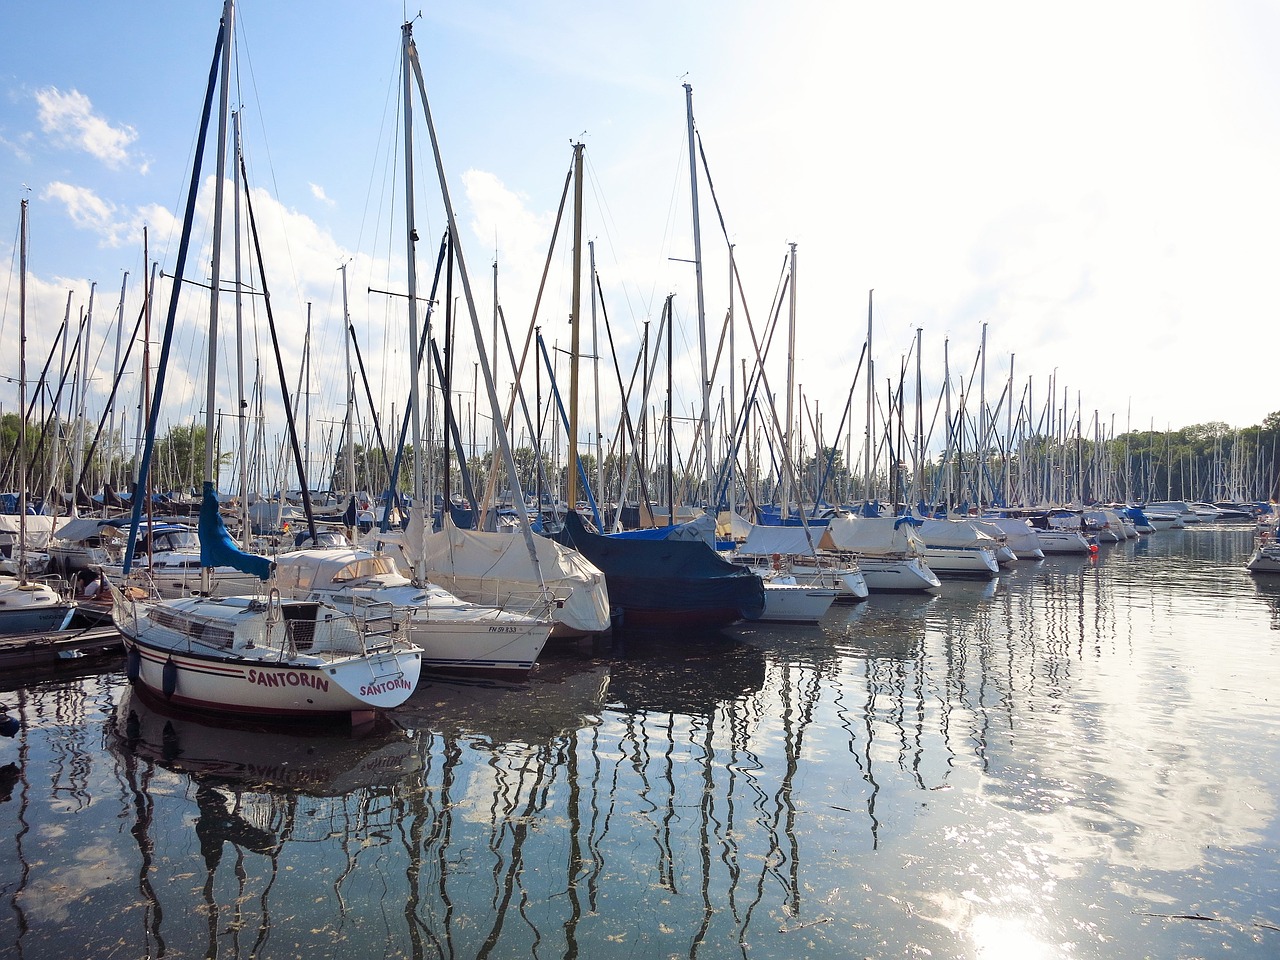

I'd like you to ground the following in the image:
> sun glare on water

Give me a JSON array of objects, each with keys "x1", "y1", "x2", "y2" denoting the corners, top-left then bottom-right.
[{"x1": 970, "y1": 913, "x2": 1061, "y2": 960}]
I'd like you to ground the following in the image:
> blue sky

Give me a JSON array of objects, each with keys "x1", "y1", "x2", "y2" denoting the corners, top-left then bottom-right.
[{"x1": 1, "y1": 2, "x2": 1277, "y2": 493}]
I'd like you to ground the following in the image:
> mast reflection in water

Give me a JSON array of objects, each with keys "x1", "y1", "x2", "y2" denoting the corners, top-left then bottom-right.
[{"x1": 0, "y1": 526, "x2": 1278, "y2": 958}]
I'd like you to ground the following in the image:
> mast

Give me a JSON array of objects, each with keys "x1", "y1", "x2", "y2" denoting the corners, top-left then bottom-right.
[
  {"x1": 405, "y1": 23, "x2": 545, "y2": 581},
  {"x1": 589, "y1": 239, "x2": 603, "y2": 514},
  {"x1": 913, "y1": 326, "x2": 922, "y2": 510},
  {"x1": 109, "y1": 270, "x2": 129, "y2": 498},
  {"x1": 195, "y1": 0, "x2": 233, "y2": 594},
  {"x1": 978, "y1": 321, "x2": 987, "y2": 508},
  {"x1": 863, "y1": 290, "x2": 874, "y2": 505},
  {"x1": 684, "y1": 82, "x2": 713, "y2": 510},
  {"x1": 233, "y1": 109, "x2": 250, "y2": 545},
  {"x1": 17, "y1": 199, "x2": 29, "y2": 584},
  {"x1": 341, "y1": 262, "x2": 356, "y2": 516},
  {"x1": 205, "y1": 0, "x2": 232, "y2": 489},
  {"x1": 727, "y1": 244, "x2": 736, "y2": 520},
  {"x1": 784, "y1": 242, "x2": 797, "y2": 517},
  {"x1": 566, "y1": 141, "x2": 584, "y2": 511},
  {"x1": 72, "y1": 282, "x2": 95, "y2": 514},
  {"x1": 401, "y1": 20, "x2": 424, "y2": 512}
]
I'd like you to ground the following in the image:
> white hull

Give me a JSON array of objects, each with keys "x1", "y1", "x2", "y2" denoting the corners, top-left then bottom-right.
[
  {"x1": 923, "y1": 546, "x2": 1000, "y2": 578},
  {"x1": 752, "y1": 580, "x2": 838, "y2": 623},
  {"x1": 113, "y1": 591, "x2": 421, "y2": 720},
  {"x1": 851, "y1": 556, "x2": 942, "y2": 593},
  {"x1": 1034, "y1": 530, "x2": 1095, "y2": 554},
  {"x1": 0, "y1": 577, "x2": 77, "y2": 635},
  {"x1": 1247, "y1": 544, "x2": 1280, "y2": 575},
  {"x1": 786, "y1": 562, "x2": 870, "y2": 600},
  {"x1": 405, "y1": 608, "x2": 553, "y2": 675}
]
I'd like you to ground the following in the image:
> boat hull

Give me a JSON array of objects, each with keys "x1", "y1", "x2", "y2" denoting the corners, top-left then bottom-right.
[
  {"x1": 407, "y1": 615, "x2": 552, "y2": 678},
  {"x1": 1247, "y1": 545, "x2": 1280, "y2": 575},
  {"x1": 854, "y1": 557, "x2": 942, "y2": 593},
  {"x1": 114, "y1": 593, "x2": 421, "y2": 721},
  {"x1": 752, "y1": 582, "x2": 838, "y2": 623},
  {"x1": 0, "y1": 579, "x2": 77, "y2": 635},
  {"x1": 922, "y1": 547, "x2": 1000, "y2": 578}
]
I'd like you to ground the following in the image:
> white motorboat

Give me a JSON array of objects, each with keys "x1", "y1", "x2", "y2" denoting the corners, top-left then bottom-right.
[
  {"x1": 0, "y1": 574, "x2": 77, "y2": 635},
  {"x1": 1246, "y1": 529, "x2": 1280, "y2": 574}
]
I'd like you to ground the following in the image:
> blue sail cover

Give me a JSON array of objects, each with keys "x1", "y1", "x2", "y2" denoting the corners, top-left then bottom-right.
[
  {"x1": 552, "y1": 511, "x2": 764, "y2": 630},
  {"x1": 199, "y1": 482, "x2": 274, "y2": 580}
]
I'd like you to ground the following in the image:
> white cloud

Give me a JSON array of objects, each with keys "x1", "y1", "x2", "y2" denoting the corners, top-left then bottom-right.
[
  {"x1": 309, "y1": 182, "x2": 334, "y2": 206},
  {"x1": 39, "y1": 183, "x2": 181, "y2": 253},
  {"x1": 35, "y1": 86, "x2": 137, "y2": 169}
]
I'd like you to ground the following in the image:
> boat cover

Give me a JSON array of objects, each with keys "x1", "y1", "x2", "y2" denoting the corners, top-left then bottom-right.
[
  {"x1": 422, "y1": 519, "x2": 611, "y2": 634},
  {"x1": 738, "y1": 524, "x2": 823, "y2": 557},
  {"x1": 553, "y1": 511, "x2": 764, "y2": 625},
  {"x1": 915, "y1": 518, "x2": 1000, "y2": 549},
  {"x1": 819, "y1": 516, "x2": 927, "y2": 556}
]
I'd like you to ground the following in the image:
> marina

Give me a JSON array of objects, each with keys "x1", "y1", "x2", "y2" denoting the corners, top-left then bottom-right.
[{"x1": 2, "y1": 524, "x2": 1278, "y2": 958}]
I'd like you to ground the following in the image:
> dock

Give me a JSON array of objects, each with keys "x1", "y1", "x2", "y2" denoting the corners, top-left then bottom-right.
[{"x1": 0, "y1": 625, "x2": 123, "y2": 672}]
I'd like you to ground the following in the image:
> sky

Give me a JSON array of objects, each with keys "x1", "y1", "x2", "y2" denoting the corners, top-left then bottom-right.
[{"x1": 1, "y1": 1, "x2": 1277, "y2": 493}]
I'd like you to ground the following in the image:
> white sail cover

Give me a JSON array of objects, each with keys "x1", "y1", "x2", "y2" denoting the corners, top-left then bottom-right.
[
  {"x1": 423, "y1": 521, "x2": 611, "y2": 635},
  {"x1": 738, "y1": 524, "x2": 823, "y2": 557},
  {"x1": 819, "y1": 516, "x2": 926, "y2": 556},
  {"x1": 981, "y1": 517, "x2": 1043, "y2": 553},
  {"x1": 0, "y1": 514, "x2": 66, "y2": 551},
  {"x1": 916, "y1": 518, "x2": 1001, "y2": 549}
]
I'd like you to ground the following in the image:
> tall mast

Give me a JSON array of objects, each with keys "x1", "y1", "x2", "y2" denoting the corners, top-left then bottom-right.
[
  {"x1": 727, "y1": 244, "x2": 736, "y2": 519},
  {"x1": 205, "y1": 0, "x2": 232, "y2": 488},
  {"x1": 978, "y1": 321, "x2": 987, "y2": 508},
  {"x1": 684, "y1": 82, "x2": 713, "y2": 509},
  {"x1": 341, "y1": 262, "x2": 356, "y2": 511},
  {"x1": 405, "y1": 23, "x2": 545, "y2": 579},
  {"x1": 784, "y1": 242, "x2": 797, "y2": 517},
  {"x1": 401, "y1": 21, "x2": 423, "y2": 510},
  {"x1": 109, "y1": 270, "x2": 129, "y2": 498},
  {"x1": 589, "y1": 239, "x2": 602, "y2": 510},
  {"x1": 913, "y1": 326, "x2": 922, "y2": 510},
  {"x1": 863, "y1": 289, "x2": 874, "y2": 504},
  {"x1": 74, "y1": 283, "x2": 96, "y2": 511},
  {"x1": 233, "y1": 109, "x2": 250, "y2": 544},
  {"x1": 17, "y1": 199, "x2": 29, "y2": 584},
  {"x1": 566, "y1": 141, "x2": 584, "y2": 511}
]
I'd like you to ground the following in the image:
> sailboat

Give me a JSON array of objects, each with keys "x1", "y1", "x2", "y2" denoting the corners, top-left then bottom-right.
[
  {"x1": 0, "y1": 198, "x2": 78, "y2": 635},
  {"x1": 110, "y1": 1, "x2": 420, "y2": 722}
]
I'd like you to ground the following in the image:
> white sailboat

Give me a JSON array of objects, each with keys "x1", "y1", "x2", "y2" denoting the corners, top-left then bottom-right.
[
  {"x1": 111, "y1": 0, "x2": 420, "y2": 723},
  {"x1": 274, "y1": 545, "x2": 554, "y2": 677},
  {"x1": 914, "y1": 517, "x2": 1001, "y2": 578},
  {"x1": 819, "y1": 515, "x2": 941, "y2": 593},
  {"x1": 0, "y1": 198, "x2": 77, "y2": 635}
]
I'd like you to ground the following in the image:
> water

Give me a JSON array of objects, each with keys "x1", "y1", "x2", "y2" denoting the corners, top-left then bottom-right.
[{"x1": 2, "y1": 526, "x2": 1278, "y2": 959}]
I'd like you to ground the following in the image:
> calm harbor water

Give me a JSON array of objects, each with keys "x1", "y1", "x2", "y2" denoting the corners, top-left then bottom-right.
[{"x1": 2, "y1": 525, "x2": 1278, "y2": 959}]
